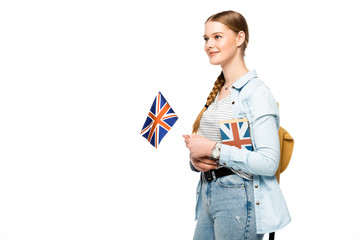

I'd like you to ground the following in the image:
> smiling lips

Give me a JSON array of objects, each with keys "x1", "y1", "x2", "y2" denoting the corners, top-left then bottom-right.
[{"x1": 208, "y1": 51, "x2": 219, "y2": 56}]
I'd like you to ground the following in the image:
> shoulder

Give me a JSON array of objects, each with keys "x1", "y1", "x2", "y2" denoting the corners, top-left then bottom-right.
[
  {"x1": 243, "y1": 77, "x2": 271, "y2": 96},
  {"x1": 241, "y1": 77, "x2": 279, "y2": 122},
  {"x1": 241, "y1": 77, "x2": 275, "y2": 104}
]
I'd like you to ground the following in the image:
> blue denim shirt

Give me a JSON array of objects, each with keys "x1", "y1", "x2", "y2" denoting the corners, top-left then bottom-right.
[{"x1": 194, "y1": 70, "x2": 291, "y2": 234}]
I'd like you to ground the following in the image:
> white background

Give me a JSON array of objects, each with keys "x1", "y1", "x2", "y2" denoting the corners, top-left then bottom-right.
[{"x1": 1, "y1": 0, "x2": 359, "y2": 239}]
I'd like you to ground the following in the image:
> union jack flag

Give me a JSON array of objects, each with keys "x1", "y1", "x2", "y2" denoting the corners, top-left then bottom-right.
[
  {"x1": 140, "y1": 92, "x2": 178, "y2": 148},
  {"x1": 219, "y1": 119, "x2": 253, "y2": 151}
]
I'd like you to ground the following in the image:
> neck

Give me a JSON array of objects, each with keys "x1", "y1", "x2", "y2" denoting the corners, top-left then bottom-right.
[{"x1": 221, "y1": 55, "x2": 249, "y2": 86}]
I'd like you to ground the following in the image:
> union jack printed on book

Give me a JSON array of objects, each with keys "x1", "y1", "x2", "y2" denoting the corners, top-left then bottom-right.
[
  {"x1": 219, "y1": 119, "x2": 253, "y2": 151},
  {"x1": 140, "y1": 92, "x2": 178, "y2": 148}
]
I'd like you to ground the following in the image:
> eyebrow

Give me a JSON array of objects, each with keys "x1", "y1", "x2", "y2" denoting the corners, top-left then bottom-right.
[{"x1": 203, "y1": 32, "x2": 224, "y2": 38}]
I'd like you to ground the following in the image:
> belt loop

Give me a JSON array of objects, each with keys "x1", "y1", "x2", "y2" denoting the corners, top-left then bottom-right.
[{"x1": 211, "y1": 170, "x2": 216, "y2": 180}]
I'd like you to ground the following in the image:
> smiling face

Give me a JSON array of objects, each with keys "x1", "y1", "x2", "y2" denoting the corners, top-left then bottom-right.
[{"x1": 203, "y1": 21, "x2": 245, "y2": 67}]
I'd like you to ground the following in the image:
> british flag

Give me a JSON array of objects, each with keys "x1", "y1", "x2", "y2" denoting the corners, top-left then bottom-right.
[
  {"x1": 140, "y1": 92, "x2": 178, "y2": 148},
  {"x1": 219, "y1": 119, "x2": 253, "y2": 151}
]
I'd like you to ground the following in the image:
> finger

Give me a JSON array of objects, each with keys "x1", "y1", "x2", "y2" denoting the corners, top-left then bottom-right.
[
  {"x1": 198, "y1": 162, "x2": 218, "y2": 171},
  {"x1": 190, "y1": 161, "x2": 202, "y2": 171},
  {"x1": 198, "y1": 158, "x2": 218, "y2": 166},
  {"x1": 183, "y1": 134, "x2": 190, "y2": 139},
  {"x1": 196, "y1": 164, "x2": 211, "y2": 172},
  {"x1": 197, "y1": 159, "x2": 218, "y2": 166}
]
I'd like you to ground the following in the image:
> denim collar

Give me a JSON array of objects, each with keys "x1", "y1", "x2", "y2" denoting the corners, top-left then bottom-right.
[{"x1": 231, "y1": 70, "x2": 258, "y2": 90}]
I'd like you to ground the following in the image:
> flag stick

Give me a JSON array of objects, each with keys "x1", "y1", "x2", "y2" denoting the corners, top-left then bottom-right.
[{"x1": 178, "y1": 118, "x2": 191, "y2": 137}]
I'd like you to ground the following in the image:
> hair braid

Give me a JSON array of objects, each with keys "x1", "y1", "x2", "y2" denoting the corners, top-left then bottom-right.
[{"x1": 192, "y1": 72, "x2": 225, "y2": 133}]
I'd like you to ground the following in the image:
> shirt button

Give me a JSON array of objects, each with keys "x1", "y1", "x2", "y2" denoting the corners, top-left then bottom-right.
[
  {"x1": 223, "y1": 162, "x2": 227, "y2": 166},
  {"x1": 256, "y1": 202, "x2": 260, "y2": 205},
  {"x1": 232, "y1": 101, "x2": 235, "y2": 104},
  {"x1": 255, "y1": 185, "x2": 259, "y2": 188}
]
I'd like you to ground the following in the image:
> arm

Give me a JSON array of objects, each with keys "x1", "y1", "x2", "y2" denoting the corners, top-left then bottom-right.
[
  {"x1": 219, "y1": 86, "x2": 280, "y2": 176},
  {"x1": 219, "y1": 115, "x2": 280, "y2": 176}
]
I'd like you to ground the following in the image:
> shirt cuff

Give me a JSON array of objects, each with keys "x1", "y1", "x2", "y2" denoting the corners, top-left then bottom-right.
[{"x1": 219, "y1": 144, "x2": 233, "y2": 167}]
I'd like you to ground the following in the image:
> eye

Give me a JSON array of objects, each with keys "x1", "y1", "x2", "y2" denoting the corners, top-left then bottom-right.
[
  {"x1": 203, "y1": 37, "x2": 209, "y2": 42},
  {"x1": 215, "y1": 35, "x2": 222, "y2": 40}
]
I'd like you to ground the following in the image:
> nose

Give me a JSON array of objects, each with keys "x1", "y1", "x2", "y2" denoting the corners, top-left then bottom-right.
[{"x1": 205, "y1": 39, "x2": 214, "y2": 51}]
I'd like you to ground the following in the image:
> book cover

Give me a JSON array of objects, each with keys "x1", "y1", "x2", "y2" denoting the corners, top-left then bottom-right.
[{"x1": 219, "y1": 118, "x2": 253, "y2": 151}]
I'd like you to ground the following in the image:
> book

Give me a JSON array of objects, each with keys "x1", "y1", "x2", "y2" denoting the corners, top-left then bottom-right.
[{"x1": 219, "y1": 118, "x2": 254, "y2": 151}]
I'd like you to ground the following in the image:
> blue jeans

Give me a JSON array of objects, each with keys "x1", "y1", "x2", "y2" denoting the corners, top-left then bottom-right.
[{"x1": 193, "y1": 174, "x2": 264, "y2": 240}]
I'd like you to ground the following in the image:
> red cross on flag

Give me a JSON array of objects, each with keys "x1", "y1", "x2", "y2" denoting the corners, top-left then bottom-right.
[{"x1": 219, "y1": 119, "x2": 253, "y2": 151}]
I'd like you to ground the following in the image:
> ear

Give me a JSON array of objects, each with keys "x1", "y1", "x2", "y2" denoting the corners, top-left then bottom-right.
[{"x1": 236, "y1": 31, "x2": 246, "y2": 47}]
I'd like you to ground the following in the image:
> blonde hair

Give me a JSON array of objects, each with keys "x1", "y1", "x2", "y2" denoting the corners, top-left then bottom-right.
[{"x1": 192, "y1": 10, "x2": 249, "y2": 134}]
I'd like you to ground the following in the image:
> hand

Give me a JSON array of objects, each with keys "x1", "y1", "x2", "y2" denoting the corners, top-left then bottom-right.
[
  {"x1": 190, "y1": 155, "x2": 219, "y2": 172},
  {"x1": 183, "y1": 134, "x2": 216, "y2": 159}
]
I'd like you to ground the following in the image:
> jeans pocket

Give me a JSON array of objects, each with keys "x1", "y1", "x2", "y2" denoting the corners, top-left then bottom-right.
[{"x1": 217, "y1": 174, "x2": 245, "y2": 188}]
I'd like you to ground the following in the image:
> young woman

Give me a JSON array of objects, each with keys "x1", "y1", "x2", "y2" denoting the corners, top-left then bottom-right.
[{"x1": 183, "y1": 10, "x2": 291, "y2": 240}]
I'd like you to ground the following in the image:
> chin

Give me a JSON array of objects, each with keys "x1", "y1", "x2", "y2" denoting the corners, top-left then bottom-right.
[{"x1": 209, "y1": 58, "x2": 222, "y2": 65}]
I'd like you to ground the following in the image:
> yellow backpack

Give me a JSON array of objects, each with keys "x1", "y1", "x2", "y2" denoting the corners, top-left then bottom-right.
[{"x1": 275, "y1": 126, "x2": 294, "y2": 183}]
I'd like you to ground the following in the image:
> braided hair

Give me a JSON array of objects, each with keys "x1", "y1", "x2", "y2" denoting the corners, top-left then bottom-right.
[{"x1": 192, "y1": 72, "x2": 225, "y2": 133}]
